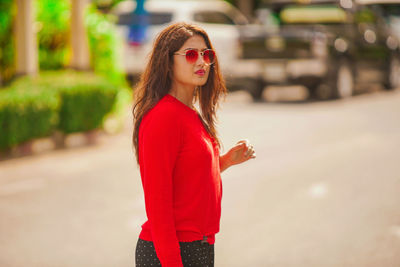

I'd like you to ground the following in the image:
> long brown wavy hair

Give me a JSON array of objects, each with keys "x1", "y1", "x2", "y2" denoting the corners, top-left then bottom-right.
[{"x1": 132, "y1": 22, "x2": 227, "y2": 165}]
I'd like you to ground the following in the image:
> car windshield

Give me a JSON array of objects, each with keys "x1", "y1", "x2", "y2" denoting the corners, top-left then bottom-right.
[
  {"x1": 279, "y1": 5, "x2": 350, "y2": 24},
  {"x1": 379, "y1": 4, "x2": 400, "y2": 17}
]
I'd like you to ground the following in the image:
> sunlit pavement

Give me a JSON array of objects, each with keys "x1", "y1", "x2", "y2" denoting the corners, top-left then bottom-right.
[{"x1": 0, "y1": 87, "x2": 400, "y2": 266}]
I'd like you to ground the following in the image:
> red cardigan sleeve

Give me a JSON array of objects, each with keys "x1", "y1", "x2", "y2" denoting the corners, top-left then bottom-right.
[{"x1": 139, "y1": 109, "x2": 184, "y2": 267}]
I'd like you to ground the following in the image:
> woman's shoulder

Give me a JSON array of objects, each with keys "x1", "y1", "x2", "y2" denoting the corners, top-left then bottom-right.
[
  {"x1": 147, "y1": 95, "x2": 182, "y2": 118},
  {"x1": 141, "y1": 94, "x2": 188, "y2": 129}
]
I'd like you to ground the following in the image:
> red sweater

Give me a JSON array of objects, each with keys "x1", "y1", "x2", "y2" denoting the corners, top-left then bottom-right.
[{"x1": 138, "y1": 94, "x2": 223, "y2": 267}]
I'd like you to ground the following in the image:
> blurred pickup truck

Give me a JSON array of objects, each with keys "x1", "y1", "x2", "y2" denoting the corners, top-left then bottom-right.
[{"x1": 237, "y1": 0, "x2": 400, "y2": 101}]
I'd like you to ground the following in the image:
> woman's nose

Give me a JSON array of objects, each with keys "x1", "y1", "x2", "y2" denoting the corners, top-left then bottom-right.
[{"x1": 196, "y1": 52, "x2": 206, "y2": 65}]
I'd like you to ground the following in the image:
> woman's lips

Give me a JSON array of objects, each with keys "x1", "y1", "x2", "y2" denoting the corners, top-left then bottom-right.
[{"x1": 195, "y1": 69, "x2": 205, "y2": 76}]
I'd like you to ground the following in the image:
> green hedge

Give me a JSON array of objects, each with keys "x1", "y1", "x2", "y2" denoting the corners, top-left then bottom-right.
[
  {"x1": 58, "y1": 82, "x2": 117, "y2": 133},
  {"x1": 0, "y1": 70, "x2": 119, "y2": 150},
  {"x1": 0, "y1": 89, "x2": 59, "y2": 150}
]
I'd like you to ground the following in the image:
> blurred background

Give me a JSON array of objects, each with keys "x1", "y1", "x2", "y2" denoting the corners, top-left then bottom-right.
[{"x1": 1, "y1": 0, "x2": 400, "y2": 266}]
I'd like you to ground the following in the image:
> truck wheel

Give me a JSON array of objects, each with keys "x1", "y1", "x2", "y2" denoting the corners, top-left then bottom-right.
[
  {"x1": 247, "y1": 80, "x2": 265, "y2": 101},
  {"x1": 334, "y1": 59, "x2": 354, "y2": 99},
  {"x1": 384, "y1": 55, "x2": 400, "y2": 90},
  {"x1": 313, "y1": 59, "x2": 354, "y2": 100}
]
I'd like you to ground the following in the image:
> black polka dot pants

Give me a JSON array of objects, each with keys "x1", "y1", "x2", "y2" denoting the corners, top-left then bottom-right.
[{"x1": 135, "y1": 238, "x2": 215, "y2": 267}]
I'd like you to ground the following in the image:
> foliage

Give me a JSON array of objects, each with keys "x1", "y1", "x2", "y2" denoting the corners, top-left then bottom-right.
[
  {"x1": 92, "y1": 0, "x2": 127, "y2": 13},
  {"x1": 0, "y1": 0, "x2": 16, "y2": 85},
  {"x1": 85, "y1": 4, "x2": 126, "y2": 87},
  {"x1": 36, "y1": 0, "x2": 70, "y2": 69},
  {"x1": 0, "y1": 87, "x2": 59, "y2": 150},
  {"x1": 34, "y1": 0, "x2": 126, "y2": 86},
  {"x1": 0, "y1": 70, "x2": 120, "y2": 150}
]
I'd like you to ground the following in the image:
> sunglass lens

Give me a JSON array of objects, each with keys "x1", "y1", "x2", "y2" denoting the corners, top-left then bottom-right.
[
  {"x1": 204, "y1": 50, "x2": 215, "y2": 64},
  {"x1": 185, "y1": 49, "x2": 198, "y2": 63}
]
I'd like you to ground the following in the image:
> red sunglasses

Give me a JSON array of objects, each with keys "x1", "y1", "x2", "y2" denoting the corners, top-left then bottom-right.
[{"x1": 174, "y1": 49, "x2": 216, "y2": 65}]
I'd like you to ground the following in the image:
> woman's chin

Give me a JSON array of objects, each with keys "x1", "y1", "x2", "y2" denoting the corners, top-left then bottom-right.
[{"x1": 194, "y1": 78, "x2": 208, "y2": 86}]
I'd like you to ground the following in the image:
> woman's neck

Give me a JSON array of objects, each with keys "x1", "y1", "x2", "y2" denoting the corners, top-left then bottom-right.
[{"x1": 169, "y1": 82, "x2": 196, "y2": 109}]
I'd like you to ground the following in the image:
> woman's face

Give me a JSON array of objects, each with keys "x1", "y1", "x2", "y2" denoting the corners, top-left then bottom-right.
[{"x1": 172, "y1": 35, "x2": 211, "y2": 88}]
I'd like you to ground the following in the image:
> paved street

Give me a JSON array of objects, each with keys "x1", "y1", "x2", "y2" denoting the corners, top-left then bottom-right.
[{"x1": 0, "y1": 87, "x2": 400, "y2": 267}]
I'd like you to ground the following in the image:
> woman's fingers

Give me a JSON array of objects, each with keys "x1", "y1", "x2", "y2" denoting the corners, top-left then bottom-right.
[
  {"x1": 245, "y1": 146, "x2": 254, "y2": 157},
  {"x1": 243, "y1": 147, "x2": 253, "y2": 158},
  {"x1": 236, "y1": 140, "x2": 251, "y2": 150},
  {"x1": 233, "y1": 139, "x2": 256, "y2": 160}
]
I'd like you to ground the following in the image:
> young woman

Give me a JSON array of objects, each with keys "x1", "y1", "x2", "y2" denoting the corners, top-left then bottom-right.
[{"x1": 132, "y1": 22, "x2": 256, "y2": 267}]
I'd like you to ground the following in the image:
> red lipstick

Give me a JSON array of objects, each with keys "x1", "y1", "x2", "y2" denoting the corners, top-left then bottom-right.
[{"x1": 195, "y1": 69, "x2": 205, "y2": 76}]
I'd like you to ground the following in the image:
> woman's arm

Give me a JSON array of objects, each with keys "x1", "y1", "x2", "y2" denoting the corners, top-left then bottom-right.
[
  {"x1": 219, "y1": 139, "x2": 256, "y2": 173},
  {"x1": 140, "y1": 111, "x2": 184, "y2": 267},
  {"x1": 219, "y1": 153, "x2": 231, "y2": 173}
]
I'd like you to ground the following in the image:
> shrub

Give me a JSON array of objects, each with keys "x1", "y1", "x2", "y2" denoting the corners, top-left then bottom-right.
[
  {"x1": 57, "y1": 79, "x2": 118, "y2": 133},
  {"x1": 0, "y1": 88, "x2": 59, "y2": 150},
  {"x1": 0, "y1": 70, "x2": 120, "y2": 150}
]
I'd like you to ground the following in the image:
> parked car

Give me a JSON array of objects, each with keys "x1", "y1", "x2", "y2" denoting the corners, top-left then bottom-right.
[
  {"x1": 237, "y1": 0, "x2": 400, "y2": 101},
  {"x1": 110, "y1": 0, "x2": 249, "y2": 86}
]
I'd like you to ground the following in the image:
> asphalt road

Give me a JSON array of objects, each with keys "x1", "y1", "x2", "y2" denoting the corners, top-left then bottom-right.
[{"x1": 0, "y1": 87, "x2": 399, "y2": 267}]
